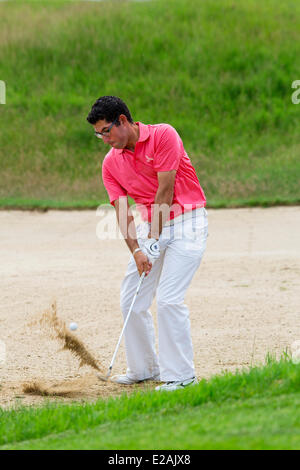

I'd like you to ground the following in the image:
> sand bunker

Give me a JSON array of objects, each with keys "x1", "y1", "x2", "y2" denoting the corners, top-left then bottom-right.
[{"x1": 0, "y1": 207, "x2": 299, "y2": 408}]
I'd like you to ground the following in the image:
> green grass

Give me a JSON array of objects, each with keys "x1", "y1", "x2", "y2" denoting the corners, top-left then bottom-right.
[
  {"x1": 0, "y1": 0, "x2": 300, "y2": 208},
  {"x1": 1, "y1": 355, "x2": 300, "y2": 450},
  {"x1": 0, "y1": 197, "x2": 107, "y2": 211},
  {"x1": 1, "y1": 195, "x2": 299, "y2": 211}
]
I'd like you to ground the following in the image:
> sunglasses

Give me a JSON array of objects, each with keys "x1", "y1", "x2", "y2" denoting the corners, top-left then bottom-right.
[{"x1": 94, "y1": 119, "x2": 118, "y2": 139}]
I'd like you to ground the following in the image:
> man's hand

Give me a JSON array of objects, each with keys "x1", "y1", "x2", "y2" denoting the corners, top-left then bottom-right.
[
  {"x1": 142, "y1": 238, "x2": 160, "y2": 264},
  {"x1": 133, "y1": 250, "x2": 153, "y2": 276}
]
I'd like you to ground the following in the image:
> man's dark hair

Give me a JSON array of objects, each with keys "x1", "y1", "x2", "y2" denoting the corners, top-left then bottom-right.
[{"x1": 86, "y1": 96, "x2": 134, "y2": 125}]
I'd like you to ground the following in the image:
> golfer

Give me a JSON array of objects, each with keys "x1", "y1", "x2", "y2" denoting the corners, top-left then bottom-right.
[{"x1": 87, "y1": 96, "x2": 208, "y2": 391}]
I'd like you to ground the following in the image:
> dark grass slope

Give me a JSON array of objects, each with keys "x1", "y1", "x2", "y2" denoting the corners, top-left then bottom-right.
[{"x1": 0, "y1": 0, "x2": 299, "y2": 208}]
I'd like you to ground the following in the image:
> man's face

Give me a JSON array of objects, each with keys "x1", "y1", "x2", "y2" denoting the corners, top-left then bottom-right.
[{"x1": 93, "y1": 118, "x2": 128, "y2": 149}]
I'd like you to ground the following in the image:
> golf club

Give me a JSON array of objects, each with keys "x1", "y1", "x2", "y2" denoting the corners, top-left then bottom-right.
[{"x1": 98, "y1": 271, "x2": 146, "y2": 382}]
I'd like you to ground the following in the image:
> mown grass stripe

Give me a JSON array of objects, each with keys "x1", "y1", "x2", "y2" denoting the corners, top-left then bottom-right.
[
  {"x1": 2, "y1": 390, "x2": 300, "y2": 450},
  {"x1": 0, "y1": 197, "x2": 299, "y2": 211}
]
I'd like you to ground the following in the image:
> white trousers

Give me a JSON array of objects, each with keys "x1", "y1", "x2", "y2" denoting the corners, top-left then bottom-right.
[{"x1": 120, "y1": 208, "x2": 208, "y2": 382}]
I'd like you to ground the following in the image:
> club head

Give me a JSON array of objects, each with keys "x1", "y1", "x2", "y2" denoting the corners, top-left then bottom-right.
[
  {"x1": 96, "y1": 366, "x2": 112, "y2": 382},
  {"x1": 97, "y1": 373, "x2": 109, "y2": 382}
]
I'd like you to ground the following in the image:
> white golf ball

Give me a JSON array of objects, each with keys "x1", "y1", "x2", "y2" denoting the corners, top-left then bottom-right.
[
  {"x1": 69, "y1": 322, "x2": 78, "y2": 331},
  {"x1": 291, "y1": 340, "x2": 300, "y2": 353},
  {"x1": 291, "y1": 349, "x2": 300, "y2": 365}
]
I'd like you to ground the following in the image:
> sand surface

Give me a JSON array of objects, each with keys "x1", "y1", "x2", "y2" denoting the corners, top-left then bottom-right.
[{"x1": 0, "y1": 206, "x2": 299, "y2": 408}]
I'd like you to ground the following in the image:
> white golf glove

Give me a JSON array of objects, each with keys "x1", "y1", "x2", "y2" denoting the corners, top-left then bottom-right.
[{"x1": 142, "y1": 238, "x2": 160, "y2": 264}]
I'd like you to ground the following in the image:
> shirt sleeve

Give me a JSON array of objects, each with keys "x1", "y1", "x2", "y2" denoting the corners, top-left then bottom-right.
[
  {"x1": 153, "y1": 125, "x2": 184, "y2": 172},
  {"x1": 102, "y1": 160, "x2": 127, "y2": 205}
]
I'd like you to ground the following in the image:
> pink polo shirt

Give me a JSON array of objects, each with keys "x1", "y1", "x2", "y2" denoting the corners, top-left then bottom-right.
[{"x1": 102, "y1": 122, "x2": 206, "y2": 222}]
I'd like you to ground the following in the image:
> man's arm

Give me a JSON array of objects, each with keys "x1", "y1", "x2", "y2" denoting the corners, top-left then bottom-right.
[
  {"x1": 114, "y1": 197, "x2": 152, "y2": 275},
  {"x1": 149, "y1": 170, "x2": 176, "y2": 239},
  {"x1": 114, "y1": 197, "x2": 139, "y2": 253}
]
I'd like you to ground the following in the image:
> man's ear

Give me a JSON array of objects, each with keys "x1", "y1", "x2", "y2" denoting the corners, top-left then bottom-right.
[{"x1": 118, "y1": 114, "x2": 127, "y2": 125}]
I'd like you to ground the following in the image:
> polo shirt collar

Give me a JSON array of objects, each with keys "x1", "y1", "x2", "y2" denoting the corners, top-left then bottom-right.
[
  {"x1": 136, "y1": 121, "x2": 150, "y2": 142},
  {"x1": 114, "y1": 121, "x2": 149, "y2": 154}
]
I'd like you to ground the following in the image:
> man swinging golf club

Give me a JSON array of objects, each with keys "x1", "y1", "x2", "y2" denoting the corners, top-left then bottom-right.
[{"x1": 87, "y1": 96, "x2": 208, "y2": 391}]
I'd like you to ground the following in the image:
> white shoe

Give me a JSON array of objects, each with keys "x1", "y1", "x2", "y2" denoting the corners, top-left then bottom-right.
[
  {"x1": 111, "y1": 374, "x2": 160, "y2": 385},
  {"x1": 155, "y1": 377, "x2": 198, "y2": 392}
]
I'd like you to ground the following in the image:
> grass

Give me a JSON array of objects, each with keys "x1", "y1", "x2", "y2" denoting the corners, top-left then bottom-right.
[
  {"x1": 0, "y1": 197, "x2": 107, "y2": 211},
  {"x1": 0, "y1": 0, "x2": 300, "y2": 208},
  {"x1": 1, "y1": 195, "x2": 300, "y2": 211},
  {"x1": 1, "y1": 354, "x2": 299, "y2": 450}
]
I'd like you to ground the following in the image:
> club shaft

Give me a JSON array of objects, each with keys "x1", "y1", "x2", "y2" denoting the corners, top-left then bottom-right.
[{"x1": 108, "y1": 272, "x2": 145, "y2": 371}]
